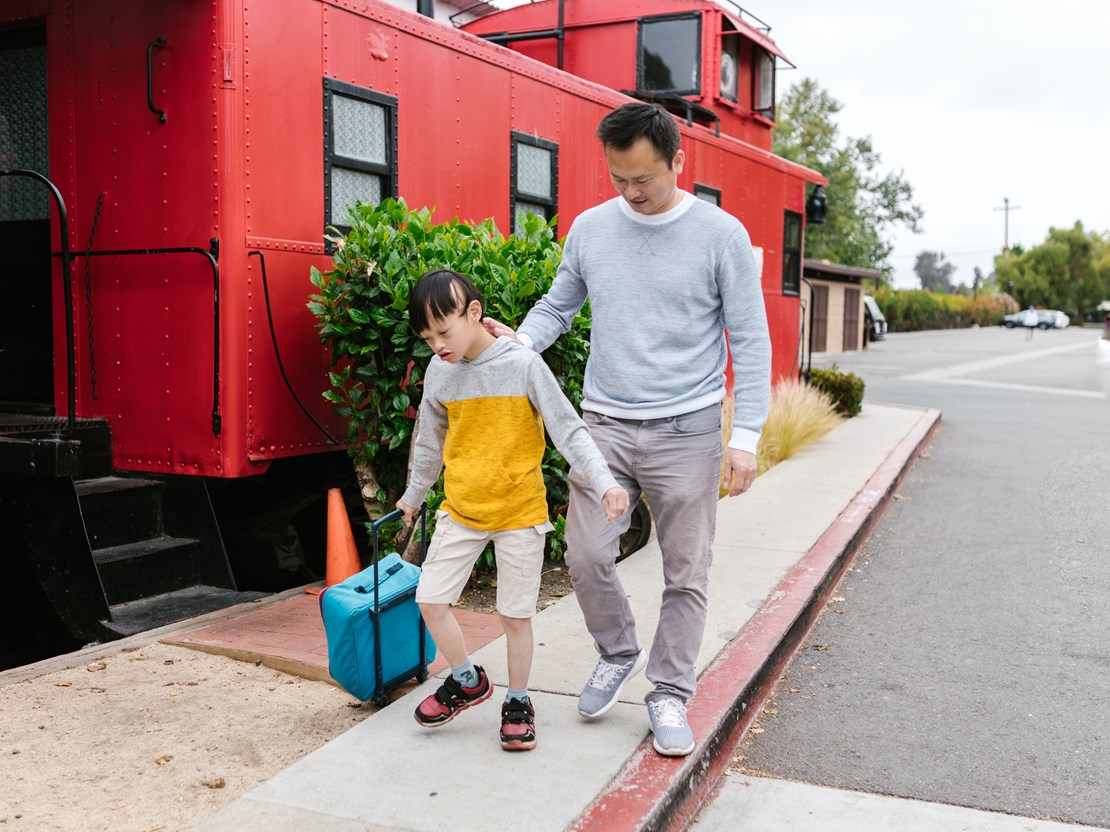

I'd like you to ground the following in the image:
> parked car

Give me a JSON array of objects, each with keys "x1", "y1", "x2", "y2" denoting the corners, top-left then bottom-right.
[
  {"x1": 1001, "y1": 309, "x2": 1069, "y2": 329},
  {"x1": 1097, "y1": 316, "x2": 1110, "y2": 399},
  {"x1": 1045, "y1": 310, "x2": 1070, "y2": 328},
  {"x1": 864, "y1": 295, "x2": 887, "y2": 342}
]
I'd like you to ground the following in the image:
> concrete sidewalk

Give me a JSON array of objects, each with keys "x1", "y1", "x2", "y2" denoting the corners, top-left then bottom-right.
[{"x1": 193, "y1": 401, "x2": 939, "y2": 832}]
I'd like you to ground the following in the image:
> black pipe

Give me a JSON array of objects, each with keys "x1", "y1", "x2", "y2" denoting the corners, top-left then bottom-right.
[
  {"x1": 416, "y1": 0, "x2": 434, "y2": 18},
  {"x1": 557, "y1": 0, "x2": 564, "y2": 70},
  {"x1": 482, "y1": 28, "x2": 563, "y2": 44},
  {"x1": 801, "y1": 277, "x2": 815, "y2": 380},
  {"x1": 0, "y1": 169, "x2": 76, "y2": 436},
  {"x1": 249, "y1": 250, "x2": 337, "y2": 445}
]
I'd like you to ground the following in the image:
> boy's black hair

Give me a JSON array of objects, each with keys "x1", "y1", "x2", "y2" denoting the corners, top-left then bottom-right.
[
  {"x1": 596, "y1": 102, "x2": 681, "y2": 168},
  {"x1": 408, "y1": 268, "x2": 484, "y2": 333}
]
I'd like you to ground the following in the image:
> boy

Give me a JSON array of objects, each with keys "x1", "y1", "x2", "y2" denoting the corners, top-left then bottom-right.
[{"x1": 396, "y1": 268, "x2": 629, "y2": 751}]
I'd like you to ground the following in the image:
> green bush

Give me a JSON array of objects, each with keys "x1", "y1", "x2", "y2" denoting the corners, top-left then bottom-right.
[
  {"x1": 307, "y1": 198, "x2": 587, "y2": 565},
  {"x1": 872, "y1": 285, "x2": 1016, "y2": 332},
  {"x1": 807, "y1": 364, "x2": 865, "y2": 417}
]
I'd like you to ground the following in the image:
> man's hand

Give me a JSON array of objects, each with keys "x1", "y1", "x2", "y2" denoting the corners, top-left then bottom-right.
[
  {"x1": 482, "y1": 317, "x2": 518, "y2": 340},
  {"x1": 602, "y1": 487, "x2": 630, "y2": 522},
  {"x1": 721, "y1": 449, "x2": 756, "y2": 497},
  {"x1": 395, "y1": 498, "x2": 419, "y2": 525}
]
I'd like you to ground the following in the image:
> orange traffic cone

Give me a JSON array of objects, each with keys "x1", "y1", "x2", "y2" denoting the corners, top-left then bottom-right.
[{"x1": 306, "y1": 488, "x2": 362, "y2": 595}]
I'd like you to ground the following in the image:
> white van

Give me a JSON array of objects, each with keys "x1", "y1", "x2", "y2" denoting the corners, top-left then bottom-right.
[{"x1": 864, "y1": 296, "x2": 887, "y2": 342}]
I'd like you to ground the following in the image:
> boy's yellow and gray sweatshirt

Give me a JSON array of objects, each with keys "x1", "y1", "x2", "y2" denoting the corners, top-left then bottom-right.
[{"x1": 400, "y1": 336, "x2": 618, "y2": 532}]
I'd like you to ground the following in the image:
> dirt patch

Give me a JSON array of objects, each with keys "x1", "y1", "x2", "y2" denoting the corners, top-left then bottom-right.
[
  {"x1": 0, "y1": 641, "x2": 374, "y2": 832},
  {"x1": 454, "y1": 562, "x2": 575, "y2": 614}
]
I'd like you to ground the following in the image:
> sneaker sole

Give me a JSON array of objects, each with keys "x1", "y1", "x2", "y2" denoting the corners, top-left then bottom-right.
[
  {"x1": 414, "y1": 684, "x2": 494, "y2": 728},
  {"x1": 578, "y1": 649, "x2": 647, "y2": 720},
  {"x1": 652, "y1": 736, "x2": 695, "y2": 757},
  {"x1": 500, "y1": 737, "x2": 537, "y2": 751}
]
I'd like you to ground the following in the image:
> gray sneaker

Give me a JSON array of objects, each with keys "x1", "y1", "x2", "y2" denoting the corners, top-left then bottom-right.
[
  {"x1": 647, "y1": 697, "x2": 695, "y2": 756},
  {"x1": 578, "y1": 649, "x2": 646, "y2": 719}
]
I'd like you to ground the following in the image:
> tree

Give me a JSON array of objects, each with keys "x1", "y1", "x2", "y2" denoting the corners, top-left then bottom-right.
[
  {"x1": 914, "y1": 250, "x2": 956, "y2": 293},
  {"x1": 993, "y1": 222, "x2": 1110, "y2": 318},
  {"x1": 773, "y1": 79, "x2": 924, "y2": 275}
]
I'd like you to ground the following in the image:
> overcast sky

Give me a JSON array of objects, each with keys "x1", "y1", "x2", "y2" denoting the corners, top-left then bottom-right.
[{"x1": 761, "y1": 0, "x2": 1110, "y2": 288}]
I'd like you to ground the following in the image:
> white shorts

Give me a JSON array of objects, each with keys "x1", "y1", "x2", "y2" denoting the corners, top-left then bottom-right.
[{"x1": 416, "y1": 510, "x2": 553, "y2": 619}]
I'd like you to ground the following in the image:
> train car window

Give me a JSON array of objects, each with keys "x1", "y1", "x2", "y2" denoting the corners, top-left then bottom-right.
[
  {"x1": 719, "y1": 20, "x2": 740, "y2": 103},
  {"x1": 637, "y1": 13, "x2": 701, "y2": 96},
  {"x1": 753, "y1": 47, "x2": 775, "y2": 120},
  {"x1": 782, "y1": 210, "x2": 802, "y2": 296},
  {"x1": 694, "y1": 184, "x2": 721, "y2": 207},
  {"x1": 510, "y1": 132, "x2": 558, "y2": 235},
  {"x1": 323, "y1": 78, "x2": 397, "y2": 233}
]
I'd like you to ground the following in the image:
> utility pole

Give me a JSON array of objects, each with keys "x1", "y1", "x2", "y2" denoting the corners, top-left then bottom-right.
[{"x1": 994, "y1": 197, "x2": 1022, "y2": 255}]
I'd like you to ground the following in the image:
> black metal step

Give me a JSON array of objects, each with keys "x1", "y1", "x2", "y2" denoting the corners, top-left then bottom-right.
[
  {"x1": 92, "y1": 536, "x2": 204, "y2": 606},
  {"x1": 101, "y1": 585, "x2": 268, "y2": 639},
  {"x1": 76, "y1": 476, "x2": 166, "y2": 549},
  {"x1": 0, "y1": 416, "x2": 112, "y2": 477}
]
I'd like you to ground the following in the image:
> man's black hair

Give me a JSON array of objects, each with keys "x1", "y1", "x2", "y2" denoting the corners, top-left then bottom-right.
[
  {"x1": 596, "y1": 102, "x2": 681, "y2": 167},
  {"x1": 408, "y1": 268, "x2": 483, "y2": 334}
]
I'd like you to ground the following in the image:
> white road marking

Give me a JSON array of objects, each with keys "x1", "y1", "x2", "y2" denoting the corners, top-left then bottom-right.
[{"x1": 901, "y1": 339, "x2": 1102, "y2": 397}]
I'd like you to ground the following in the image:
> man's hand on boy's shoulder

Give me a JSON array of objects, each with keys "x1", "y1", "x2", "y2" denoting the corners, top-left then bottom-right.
[
  {"x1": 481, "y1": 317, "x2": 518, "y2": 340},
  {"x1": 602, "y1": 487, "x2": 630, "y2": 523},
  {"x1": 395, "y1": 498, "x2": 419, "y2": 525}
]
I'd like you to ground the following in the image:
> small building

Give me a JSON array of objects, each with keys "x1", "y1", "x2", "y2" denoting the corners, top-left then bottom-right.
[{"x1": 801, "y1": 259, "x2": 882, "y2": 355}]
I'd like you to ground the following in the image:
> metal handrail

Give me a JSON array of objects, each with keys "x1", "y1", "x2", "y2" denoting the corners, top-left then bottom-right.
[
  {"x1": 59, "y1": 244, "x2": 223, "y2": 435},
  {"x1": 0, "y1": 169, "x2": 77, "y2": 436}
]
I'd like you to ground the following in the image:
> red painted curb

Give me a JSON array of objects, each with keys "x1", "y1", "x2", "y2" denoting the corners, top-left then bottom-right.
[{"x1": 570, "y1": 406, "x2": 942, "y2": 832}]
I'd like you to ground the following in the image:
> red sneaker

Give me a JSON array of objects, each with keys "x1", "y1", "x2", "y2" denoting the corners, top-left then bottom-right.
[
  {"x1": 414, "y1": 667, "x2": 493, "y2": 727},
  {"x1": 500, "y1": 697, "x2": 536, "y2": 751}
]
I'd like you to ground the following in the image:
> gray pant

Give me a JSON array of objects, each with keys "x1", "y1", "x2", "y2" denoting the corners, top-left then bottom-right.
[{"x1": 565, "y1": 403, "x2": 723, "y2": 703}]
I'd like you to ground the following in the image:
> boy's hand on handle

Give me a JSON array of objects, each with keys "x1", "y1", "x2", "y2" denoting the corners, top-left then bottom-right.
[
  {"x1": 602, "y1": 487, "x2": 630, "y2": 523},
  {"x1": 395, "y1": 498, "x2": 418, "y2": 525},
  {"x1": 721, "y1": 448, "x2": 757, "y2": 497},
  {"x1": 482, "y1": 317, "x2": 518, "y2": 340}
]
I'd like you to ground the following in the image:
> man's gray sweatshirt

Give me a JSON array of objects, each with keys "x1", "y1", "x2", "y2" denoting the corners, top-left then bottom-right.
[{"x1": 518, "y1": 192, "x2": 772, "y2": 453}]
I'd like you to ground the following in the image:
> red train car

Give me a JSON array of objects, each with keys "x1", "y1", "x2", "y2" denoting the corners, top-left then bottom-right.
[{"x1": 0, "y1": 0, "x2": 823, "y2": 659}]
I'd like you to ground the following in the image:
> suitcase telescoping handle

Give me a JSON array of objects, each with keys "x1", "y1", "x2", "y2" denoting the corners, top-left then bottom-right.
[
  {"x1": 370, "y1": 508, "x2": 405, "y2": 531},
  {"x1": 368, "y1": 503, "x2": 428, "y2": 607}
]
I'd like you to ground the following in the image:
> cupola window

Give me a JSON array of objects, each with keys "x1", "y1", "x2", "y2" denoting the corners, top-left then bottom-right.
[{"x1": 637, "y1": 13, "x2": 701, "y2": 96}]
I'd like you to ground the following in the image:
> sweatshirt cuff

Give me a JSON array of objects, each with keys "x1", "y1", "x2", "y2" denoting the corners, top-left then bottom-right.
[
  {"x1": 400, "y1": 486, "x2": 428, "y2": 510},
  {"x1": 727, "y1": 428, "x2": 761, "y2": 455}
]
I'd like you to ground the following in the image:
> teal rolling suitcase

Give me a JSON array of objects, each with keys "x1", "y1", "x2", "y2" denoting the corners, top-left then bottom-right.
[{"x1": 319, "y1": 507, "x2": 436, "y2": 704}]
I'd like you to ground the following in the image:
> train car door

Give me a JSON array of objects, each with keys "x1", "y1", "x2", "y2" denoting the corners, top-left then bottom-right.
[{"x1": 0, "y1": 23, "x2": 52, "y2": 412}]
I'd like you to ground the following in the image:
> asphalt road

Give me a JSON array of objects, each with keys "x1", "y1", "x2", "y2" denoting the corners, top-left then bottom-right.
[{"x1": 695, "y1": 325, "x2": 1110, "y2": 830}]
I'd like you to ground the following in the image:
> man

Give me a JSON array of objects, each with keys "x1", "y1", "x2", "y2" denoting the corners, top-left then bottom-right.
[{"x1": 484, "y1": 102, "x2": 771, "y2": 756}]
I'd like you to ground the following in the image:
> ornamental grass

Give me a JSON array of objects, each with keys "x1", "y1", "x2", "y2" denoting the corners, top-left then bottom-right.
[{"x1": 755, "y1": 378, "x2": 843, "y2": 475}]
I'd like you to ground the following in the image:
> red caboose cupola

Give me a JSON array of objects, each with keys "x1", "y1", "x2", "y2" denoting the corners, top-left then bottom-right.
[{"x1": 461, "y1": 0, "x2": 793, "y2": 149}]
